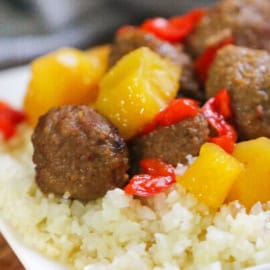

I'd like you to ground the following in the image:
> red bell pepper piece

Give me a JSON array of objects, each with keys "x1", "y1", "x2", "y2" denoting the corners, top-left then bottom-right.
[
  {"x1": 0, "y1": 101, "x2": 25, "y2": 124},
  {"x1": 0, "y1": 101, "x2": 26, "y2": 140},
  {"x1": 157, "y1": 98, "x2": 200, "y2": 126},
  {"x1": 124, "y1": 174, "x2": 174, "y2": 197},
  {"x1": 140, "y1": 9, "x2": 206, "y2": 43},
  {"x1": 195, "y1": 36, "x2": 234, "y2": 83},
  {"x1": 202, "y1": 89, "x2": 237, "y2": 153},
  {"x1": 169, "y1": 8, "x2": 206, "y2": 29},
  {"x1": 210, "y1": 136, "x2": 235, "y2": 154},
  {"x1": 0, "y1": 116, "x2": 16, "y2": 140},
  {"x1": 212, "y1": 88, "x2": 232, "y2": 119},
  {"x1": 124, "y1": 158, "x2": 176, "y2": 197},
  {"x1": 141, "y1": 17, "x2": 184, "y2": 42},
  {"x1": 140, "y1": 158, "x2": 175, "y2": 179},
  {"x1": 140, "y1": 98, "x2": 200, "y2": 136}
]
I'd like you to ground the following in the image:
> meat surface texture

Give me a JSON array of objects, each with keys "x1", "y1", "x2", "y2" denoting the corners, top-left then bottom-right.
[
  {"x1": 130, "y1": 113, "x2": 209, "y2": 173},
  {"x1": 187, "y1": 0, "x2": 270, "y2": 57},
  {"x1": 32, "y1": 105, "x2": 129, "y2": 201},
  {"x1": 206, "y1": 45, "x2": 270, "y2": 140}
]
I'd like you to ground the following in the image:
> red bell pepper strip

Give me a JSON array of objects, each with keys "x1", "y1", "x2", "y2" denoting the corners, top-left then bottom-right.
[
  {"x1": 124, "y1": 158, "x2": 176, "y2": 197},
  {"x1": 0, "y1": 116, "x2": 17, "y2": 140},
  {"x1": 124, "y1": 174, "x2": 174, "y2": 197},
  {"x1": 169, "y1": 8, "x2": 206, "y2": 29},
  {"x1": 210, "y1": 136, "x2": 235, "y2": 154},
  {"x1": 140, "y1": 158, "x2": 175, "y2": 178},
  {"x1": 212, "y1": 88, "x2": 232, "y2": 119},
  {"x1": 202, "y1": 89, "x2": 237, "y2": 153},
  {"x1": 195, "y1": 36, "x2": 234, "y2": 83},
  {"x1": 0, "y1": 101, "x2": 26, "y2": 140},
  {"x1": 140, "y1": 9, "x2": 206, "y2": 43},
  {"x1": 140, "y1": 98, "x2": 200, "y2": 136},
  {"x1": 141, "y1": 17, "x2": 183, "y2": 42},
  {"x1": 0, "y1": 101, "x2": 25, "y2": 124}
]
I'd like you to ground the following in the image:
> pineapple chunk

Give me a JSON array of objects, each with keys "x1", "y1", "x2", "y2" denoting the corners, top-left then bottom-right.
[
  {"x1": 177, "y1": 143, "x2": 243, "y2": 208},
  {"x1": 24, "y1": 47, "x2": 107, "y2": 126},
  {"x1": 227, "y1": 137, "x2": 270, "y2": 209},
  {"x1": 94, "y1": 47, "x2": 181, "y2": 140},
  {"x1": 84, "y1": 45, "x2": 110, "y2": 83}
]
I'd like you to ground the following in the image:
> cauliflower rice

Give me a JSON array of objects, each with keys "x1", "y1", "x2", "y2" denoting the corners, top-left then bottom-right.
[{"x1": 1, "y1": 126, "x2": 270, "y2": 270}]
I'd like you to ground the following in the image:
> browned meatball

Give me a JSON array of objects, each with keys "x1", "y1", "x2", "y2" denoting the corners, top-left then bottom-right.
[
  {"x1": 109, "y1": 28, "x2": 202, "y2": 100},
  {"x1": 206, "y1": 45, "x2": 270, "y2": 140},
  {"x1": 32, "y1": 105, "x2": 129, "y2": 201},
  {"x1": 187, "y1": 0, "x2": 270, "y2": 57},
  {"x1": 130, "y1": 114, "x2": 209, "y2": 172}
]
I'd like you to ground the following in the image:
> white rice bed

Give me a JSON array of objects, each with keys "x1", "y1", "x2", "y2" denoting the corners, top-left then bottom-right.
[{"x1": 1, "y1": 125, "x2": 270, "y2": 270}]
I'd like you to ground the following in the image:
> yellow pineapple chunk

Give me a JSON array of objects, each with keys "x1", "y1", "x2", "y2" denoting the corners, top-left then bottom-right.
[
  {"x1": 24, "y1": 47, "x2": 107, "y2": 126},
  {"x1": 94, "y1": 47, "x2": 181, "y2": 140},
  {"x1": 227, "y1": 137, "x2": 270, "y2": 209},
  {"x1": 177, "y1": 143, "x2": 243, "y2": 208},
  {"x1": 85, "y1": 45, "x2": 110, "y2": 83}
]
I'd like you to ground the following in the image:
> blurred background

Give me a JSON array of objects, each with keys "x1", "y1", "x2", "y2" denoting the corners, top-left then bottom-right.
[{"x1": 0, "y1": 0, "x2": 216, "y2": 69}]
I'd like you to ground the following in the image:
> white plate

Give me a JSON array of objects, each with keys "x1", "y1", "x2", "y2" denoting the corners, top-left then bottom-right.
[
  {"x1": 0, "y1": 66, "x2": 270, "y2": 270},
  {"x1": 0, "y1": 66, "x2": 68, "y2": 270}
]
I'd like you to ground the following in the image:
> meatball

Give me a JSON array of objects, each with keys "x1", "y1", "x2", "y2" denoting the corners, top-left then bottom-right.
[
  {"x1": 206, "y1": 45, "x2": 270, "y2": 140},
  {"x1": 109, "y1": 28, "x2": 202, "y2": 100},
  {"x1": 130, "y1": 114, "x2": 209, "y2": 172},
  {"x1": 32, "y1": 105, "x2": 129, "y2": 201},
  {"x1": 187, "y1": 0, "x2": 270, "y2": 57}
]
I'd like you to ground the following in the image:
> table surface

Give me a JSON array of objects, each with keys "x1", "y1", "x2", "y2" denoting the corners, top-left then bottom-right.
[{"x1": 0, "y1": 234, "x2": 25, "y2": 270}]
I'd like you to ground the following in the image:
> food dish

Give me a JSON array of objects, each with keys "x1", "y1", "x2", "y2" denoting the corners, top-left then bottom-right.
[
  {"x1": 0, "y1": 60, "x2": 267, "y2": 270},
  {"x1": 2, "y1": 1, "x2": 270, "y2": 269},
  {"x1": 0, "y1": 66, "x2": 270, "y2": 270}
]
